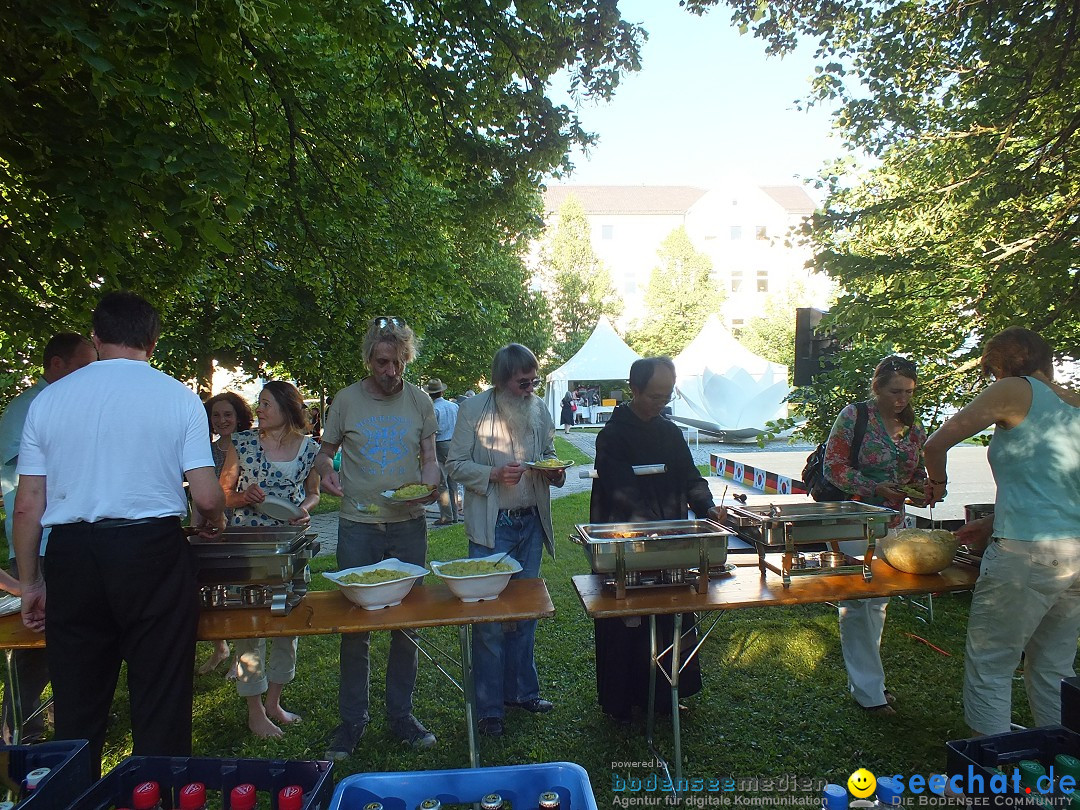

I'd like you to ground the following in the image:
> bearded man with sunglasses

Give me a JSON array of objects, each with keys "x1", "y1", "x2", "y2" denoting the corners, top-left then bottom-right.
[
  {"x1": 447, "y1": 343, "x2": 564, "y2": 738},
  {"x1": 316, "y1": 316, "x2": 441, "y2": 757}
]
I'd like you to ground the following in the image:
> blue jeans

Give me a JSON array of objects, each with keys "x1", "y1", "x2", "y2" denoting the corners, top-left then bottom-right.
[
  {"x1": 337, "y1": 517, "x2": 427, "y2": 724},
  {"x1": 469, "y1": 509, "x2": 545, "y2": 720}
]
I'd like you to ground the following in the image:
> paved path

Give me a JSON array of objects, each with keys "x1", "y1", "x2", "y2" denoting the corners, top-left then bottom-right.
[{"x1": 308, "y1": 431, "x2": 996, "y2": 557}]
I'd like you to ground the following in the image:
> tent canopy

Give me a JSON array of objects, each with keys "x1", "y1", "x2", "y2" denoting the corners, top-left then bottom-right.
[{"x1": 544, "y1": 316, "x2": 641, "y2": 422}]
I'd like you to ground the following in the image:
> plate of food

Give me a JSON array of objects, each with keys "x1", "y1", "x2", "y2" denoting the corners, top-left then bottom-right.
[
  {"x1": 257, "y1": 495, "x2": 306, "y2": 521},
  {"x1": 524, "y1": 459, "x2": 575, "y2": 471},
  {"x1": 431, "y1": 553, "x2": 523, "y2": 602},
  {"x1": 380, "y1": 483, "x2": 437, "y2": 504},
  {"x1": 323, "y1": 558, "x2": 429, "y2": 610},
  {"x1": 899, "y1": 482, "x2": 928, "y2": 507}
]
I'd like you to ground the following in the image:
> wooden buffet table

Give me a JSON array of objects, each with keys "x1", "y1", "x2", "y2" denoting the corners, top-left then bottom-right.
[
  {"x1": 0, "y1": 580, "x2": 555, "y2": 765},
  {"x1": 572, "y1": 557, "x2": 979, "y2": 786}
]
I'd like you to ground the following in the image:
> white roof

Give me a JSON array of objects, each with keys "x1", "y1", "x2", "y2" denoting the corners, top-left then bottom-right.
[{"x1": 546, "y1": 317, "x2": 641, "y2": 382}]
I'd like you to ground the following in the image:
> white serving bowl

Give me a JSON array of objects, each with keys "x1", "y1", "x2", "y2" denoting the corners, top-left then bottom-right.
[
  {"x1": 323, "y1": 558, "x2": 428, "y2": 610},
  {"x1": 431, "y1": 553, "x2": 523, "y2": 603}
]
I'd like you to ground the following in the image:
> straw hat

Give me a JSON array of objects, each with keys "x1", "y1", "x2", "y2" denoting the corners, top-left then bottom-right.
[{"x1": 423, "y1": 378, "x2": 447, "y2": 394}]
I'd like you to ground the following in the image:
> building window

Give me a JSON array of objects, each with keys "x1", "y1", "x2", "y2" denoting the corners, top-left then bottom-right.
[
  {"x1": 731, "y1": 269, "x2": 743, "y2": 293},
  {"x1": 731, "y1": 318, "x2": 745, "y2": 333},
  {"x1": 730, "y1": 226, "x2": 742, "y2": 240},
  {"x1": 755, "y1": 225, "x2": 768, "y2": 240},
  {"x1": 756, "y1": 269, "x2": 769, "y2": 293},
  {"x1": 601, "y1": 224, "x2": 614, "y2": 240}
]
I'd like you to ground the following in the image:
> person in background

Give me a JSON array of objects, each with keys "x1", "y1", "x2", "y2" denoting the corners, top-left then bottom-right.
[
  {"x1": 13, "y1": 291, "x2": 225, "y2": 774},
  {"x1": 0, "y1": 332, "x2": 96, "y2": 743},
  {"x1": 924, "y1": 326, "x2": 1080, "y2": 735},
  {"x1": 194, "y1": 391, "x2": 254, "y2": 676},
  {"x1": 560, "y1": 391, "x2": 575, "y2": 435},
  {"x1": 425, "y1": 379, "x2": 460, "y2": 525},
  {"x1": 447, "y1": 344, "x2": 563, "y2": 738},
  {"x1": 218, "y1": 381, "x2": 318, "y2": 738},
  {"x1": 309, "y1": 407, "x2": 322, "y2": 441},
  {"x1": 822, "y1": 355, "x2": 927, "y2": 715},
  {"x1": 315, "y1": 316, "x2": 441, "y2": 758},
  {"x1": 590, "y1": 357, "x2": 724, "y2": 722}
]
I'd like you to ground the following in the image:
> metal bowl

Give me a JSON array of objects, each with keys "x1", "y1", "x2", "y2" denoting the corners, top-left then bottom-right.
[{"x1": 819, "y1": 551, "x2": 846, "y2": 568}]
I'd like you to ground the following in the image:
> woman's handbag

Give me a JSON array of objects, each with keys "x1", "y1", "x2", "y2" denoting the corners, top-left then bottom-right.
[{"x1": 802, "y1": 402, "x2": 868, "y2": 502}]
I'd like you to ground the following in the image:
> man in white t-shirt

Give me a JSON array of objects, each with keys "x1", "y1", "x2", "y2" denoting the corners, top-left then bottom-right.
[
  {"x1": 12, "y1": 291, "x2": 225, "y2": 774},
  {"x1": 424, "y1": 378, "x2": 460, "y2": 524},
  {"x1": 315, "y1": 316, "x2": 441, "y2": 759},
  {"x1": 0, "y1": 331, "x2": 96, "y2": 744}
]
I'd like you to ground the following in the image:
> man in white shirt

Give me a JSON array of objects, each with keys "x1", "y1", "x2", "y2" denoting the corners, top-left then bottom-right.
[
  {"x1": 0, "y1": 331, "x2": 96, "y2": 743},
  {"x1": 13, "y1": 292, "x2": 225, "y2": 773}
]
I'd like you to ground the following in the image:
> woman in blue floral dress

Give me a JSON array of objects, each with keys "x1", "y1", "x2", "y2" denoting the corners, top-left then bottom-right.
[
  {"x1": 219, "y1": 381, "x2": 320, "y2": 737},
  {"x1": 823, "y1": 356, "x2": 927, "y2": 715}
]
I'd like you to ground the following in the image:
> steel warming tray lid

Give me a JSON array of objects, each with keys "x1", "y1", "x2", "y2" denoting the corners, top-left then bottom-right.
[
  {"x1": 722, "y1": 501, "x2": 895, "y2": 546},
  {"x1": 188, "y1": 525, "x2": 310, "y2": 557},
  {"x1": 574, "y1": 519, "x2": 732, "y2": 573}
]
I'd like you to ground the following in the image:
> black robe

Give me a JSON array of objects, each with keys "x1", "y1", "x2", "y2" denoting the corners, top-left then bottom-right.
[{"x1": 590, "y1": 403, "x2": 712, "y2": 719}]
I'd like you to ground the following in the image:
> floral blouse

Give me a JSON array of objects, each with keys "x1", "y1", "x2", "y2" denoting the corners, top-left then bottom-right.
[
  {"x1": 230, "y1": 430, "x2": 320, "y2": 527},
  {"x1": 823, "y1": 400, "x2": 927, "y2": 514}
]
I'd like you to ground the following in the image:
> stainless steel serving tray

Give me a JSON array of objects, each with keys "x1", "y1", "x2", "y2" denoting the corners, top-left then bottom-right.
[
  {"x1": 574, "y1": 519, "x2": 732, "y2": 573},
  {"x1": 722, "y1": 501, "x2": 895, "y2": 546},
  {"x1": 188, "y1": 525, "x2": 310, "y2": 557},
  {"x1": 188, "y1": 526, "x2": 319, "y2": 585}
]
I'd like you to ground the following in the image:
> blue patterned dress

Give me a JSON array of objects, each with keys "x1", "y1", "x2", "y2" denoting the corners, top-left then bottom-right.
[{"x1": 230, "y1": 430, "x2": 319, "y2": 527}]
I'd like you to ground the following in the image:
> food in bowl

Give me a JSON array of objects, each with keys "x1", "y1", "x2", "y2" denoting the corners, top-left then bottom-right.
[
  {"x1": 432, "y1": 553, "x2": 523, "y2": 602},
  {"x1": 437, "y1": 560, "x2": 514, "y2": 577},
  {"x1": 339, "y1": 568, "x2": 407, "y2": 585},
  {"x1": 878, "y1": 528, "x2": 960, "y2": 574},
  {"x1": 393, "y1": 483, "x2": 432, "y2": 500}
]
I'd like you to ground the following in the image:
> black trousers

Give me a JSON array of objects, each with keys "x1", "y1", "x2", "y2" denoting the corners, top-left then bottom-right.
[{"x1": 44, "y1": 517, "x2": 198, "y2": 774}]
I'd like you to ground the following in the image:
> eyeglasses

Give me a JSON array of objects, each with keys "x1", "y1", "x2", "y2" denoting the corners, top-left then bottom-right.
[
  {"x1": 881, "y1": 357, "x2": 917, "y2": 374},
  {"x1": 644, "y1": 393, "x2": 677, "y2": 404},
  {"x1": 517, "y1": 377, "x2": 541, "y2": 390},
  {"x1": 372, "y1": 316, "x2": 405, "y2": 329}
]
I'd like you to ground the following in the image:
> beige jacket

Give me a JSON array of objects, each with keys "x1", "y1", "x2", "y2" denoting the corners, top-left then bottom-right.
[{"x1": 446, "y1": 389, "x2": 561, "y2": 555}]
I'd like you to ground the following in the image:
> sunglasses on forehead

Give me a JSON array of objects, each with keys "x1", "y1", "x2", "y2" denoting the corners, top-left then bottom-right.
[
  {"x1": 881, "y1": 357, "x2": 916, "y2": 373},
  {"x1": 372, "y1": 316, "x2": 405, "y2": 329}
]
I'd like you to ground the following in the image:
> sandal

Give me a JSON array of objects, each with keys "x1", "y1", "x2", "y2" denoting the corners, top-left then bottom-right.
[
  {"x1": 433, "y1": 519, "x2": 453, "y2": 526},
  {"x1": 861, "y1": 703, "x2": 896, "y2": 716},
  {"x1": 884, "y1": 690, "x2": 897, "y2": 706}
]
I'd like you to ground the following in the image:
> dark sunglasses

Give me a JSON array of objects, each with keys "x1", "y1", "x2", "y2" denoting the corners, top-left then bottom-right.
[
  {"x1": 517, "y1": 377, "x2": 541, "y2": 390},
  {"x1": 881, "y1": 357, "x2": 917, "y2": 374}
]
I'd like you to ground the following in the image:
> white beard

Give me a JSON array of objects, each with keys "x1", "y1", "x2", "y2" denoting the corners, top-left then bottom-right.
[{"x1": 496, "y1": 389, "x2": 540, "y2": 440}]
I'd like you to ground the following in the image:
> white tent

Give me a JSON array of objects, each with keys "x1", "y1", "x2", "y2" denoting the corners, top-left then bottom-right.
[
  {"x1": 670, "y1": 315, "x2": 790, "y2": 441},
  {"x1": 544, "y1": 317, "x2": 641, "y2": 422}
]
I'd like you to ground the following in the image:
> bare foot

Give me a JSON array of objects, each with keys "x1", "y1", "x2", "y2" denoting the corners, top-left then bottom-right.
[
  {"x1": 266, "y1": 707, "x2": 302, "y2": 726},
  {"x1": 248, "y1": 712, "x2": 284, "y2": 739},
  {"x1": 197, "y1": 643, "x2": 230, "y2": 675}
]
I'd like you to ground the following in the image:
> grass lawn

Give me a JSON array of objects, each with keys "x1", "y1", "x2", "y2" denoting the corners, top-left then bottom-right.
[{"x1": 3, "y1": 479, "x2": 1024, "y2": 803}]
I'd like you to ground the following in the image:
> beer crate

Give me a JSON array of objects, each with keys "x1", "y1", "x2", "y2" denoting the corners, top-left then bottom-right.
[{"x1": 0, "y1": 738, "x2": 91, "y2": 808}]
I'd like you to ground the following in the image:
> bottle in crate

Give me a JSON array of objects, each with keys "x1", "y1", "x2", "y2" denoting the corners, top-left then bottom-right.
[
  {"x1": 179, "y1": 782, "x2": 208, "y2": 810},
  {"x1": 279, "y1": 785, "x2": 305, "y2": 810},
  {"x1": 538, "y1": 791, "x2": 560, "y2": 810},
  {"x1": 132, "y1": 780, "x2": 164, "y2": 810},
  {"x1": 231, "y1": 782, "x2": 258, "y2": 810}
]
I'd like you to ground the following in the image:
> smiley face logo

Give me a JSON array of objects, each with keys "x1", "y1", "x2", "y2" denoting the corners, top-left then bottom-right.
[{"x1": 847, "y1": 768, "x2": 876, "y2": 799}]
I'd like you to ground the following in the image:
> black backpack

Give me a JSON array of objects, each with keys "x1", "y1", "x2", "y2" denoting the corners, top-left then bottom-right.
[{"x1": 801, "y1": 402, "x2": 869, "y2": 502}]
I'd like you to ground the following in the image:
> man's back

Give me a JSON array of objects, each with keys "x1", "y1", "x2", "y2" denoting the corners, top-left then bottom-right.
[{"x1": 20, "y1": 358, "x2": 209, "y2": 525}]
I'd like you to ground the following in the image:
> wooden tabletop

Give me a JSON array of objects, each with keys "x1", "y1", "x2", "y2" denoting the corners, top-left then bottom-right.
[
  {"x1": 573, "y1": 557, "x2": 979, "y2": 619},
  {"x1": 0, "y1": 579, "x2": 555, "y2": 650}
]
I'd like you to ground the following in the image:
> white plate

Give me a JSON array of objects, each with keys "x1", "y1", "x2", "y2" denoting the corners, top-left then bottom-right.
[
  {"x1": 380, "y1": 485, "x2": 436, "y2": 504},
  {"x1": 257, "y1": 495, "x2": 305, "y2": 521},
  {"x1": 524, "y1": 460, "x2": 575, "y2": 471}
]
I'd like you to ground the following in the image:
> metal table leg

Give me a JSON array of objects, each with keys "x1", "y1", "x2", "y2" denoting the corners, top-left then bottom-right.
[
  {"x1": 459, "y1": 625, "x2": 479, "y2": 768},
  {"x1": 4, "y1": 648, "x2": 22, "y2": 745}
]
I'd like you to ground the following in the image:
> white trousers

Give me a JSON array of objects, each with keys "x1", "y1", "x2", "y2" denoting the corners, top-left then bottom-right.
[
  {"x1": 233, "y1": 636, "x2": 299, "y2": 697},
  {"x1": 964, "y1": 537, "x2": 1080, "y2": 734},
  {"x1": 836, "y1": 538, "x2": 890, "y2": 707}
]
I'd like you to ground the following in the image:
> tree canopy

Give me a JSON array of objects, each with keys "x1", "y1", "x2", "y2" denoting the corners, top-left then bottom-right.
[
  {"x1": 535, "y1": 193, "x2": 622, "y2": 369},
  {"x1": 627, "y1": 226, "x2": 723, "y2": 357},
  {"x1": 1, "y1": 0, "x2": 645, "y2": 399},
  {"x1": 690, "y1": 0, "x2": 1080, "y2": 437}
]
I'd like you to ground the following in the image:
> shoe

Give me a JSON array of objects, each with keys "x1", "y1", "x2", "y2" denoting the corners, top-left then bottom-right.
[
  {"x1": 478, "y1": 717, "x2": 504, "y2": 737},
  {"x1": 884, "y1": 690, "x2": 897, "y2": 705},
  {"x1": 860, "y1": 703, "x2": 897, "y2": 716},
  {"x1": 325, "y1": 720, "x2": 367, "y2": 761},
  {"x1": 433, "y1": 518, "x2": 453, "y2": 526},
  {"x1": 390, "y1": 714, "x2": 436, "y2": 749},
  {"x1": 505, "y1": 698, "x2": 553, "y2": 713}
]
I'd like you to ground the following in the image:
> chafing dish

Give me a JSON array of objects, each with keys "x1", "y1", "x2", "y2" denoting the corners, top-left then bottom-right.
[
  {"x1": 721, "y1": 501, "x2": 895, "y2": 586},
  {"x1": 573, "y1": 519, "x2": 733, "y2": 598},
  {"x1": 189, "y1": 526, "x2": 320, "y2": 615}
]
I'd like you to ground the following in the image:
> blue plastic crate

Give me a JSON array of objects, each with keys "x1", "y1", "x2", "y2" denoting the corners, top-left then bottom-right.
[
  {"x1": 0, "y1": 739, "x2": 92, "y2": 808},
  {"x1": 72, "y1": 755, "x2": 334, "y2": 809},
  {"x1": 330, "y1": 762, "x2": 597, "y2": 810}
]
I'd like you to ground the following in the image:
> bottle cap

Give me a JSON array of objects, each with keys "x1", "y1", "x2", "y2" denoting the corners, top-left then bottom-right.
[
  {"x1": 1058, "y1": 754, "x2": 1080, "y2": 780},
  {"x1": 179, "y1": 782, "x2": 207, "y2": 809},
  {"x1": 539, "y1": 792, "x2": 560, "y2": 810},
  {"x1": 132, "y1": 781, "x2": 161, "y2": 809},
  {"x1": 822, "y1": 783, "x2": 848, "y2": 810},
  {"x1": 24, "y1": 768, "x2": 51, "y2": 790},
  {"x1": 279, "y1": 785, "x2": 304, "y2": 810},
  {"x1": 1019, "y1": 760, "x2": 1047, "y2": 788},
  {"x1": 230, "y1": 783, "x2": 258, "y2": 810},
  {"x1": 875, "y1": 776, "x2": 904, "y2": 806},
  {"x1": 481, "y1": 794, "x2": 504, "y2": 810}
]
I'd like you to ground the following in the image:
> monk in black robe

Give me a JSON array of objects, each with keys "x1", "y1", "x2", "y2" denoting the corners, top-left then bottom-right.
[{"x1": 590, "y1": 356, "x2": 724, "y2": 721}]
